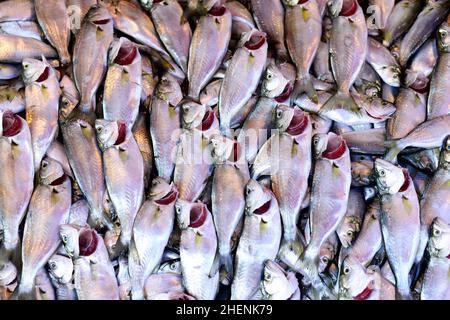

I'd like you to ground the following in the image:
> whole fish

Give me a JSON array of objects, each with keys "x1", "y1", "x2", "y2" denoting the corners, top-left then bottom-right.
[
  {"x1": 259, "y1": 260, "x2": 300, "y2": 300},
  {"x1": 129, "y1": 178, "x2": 177, "y2": 300},
  {"x1": 253, "y1": 106, "x2": 311, "y2": 265},
  {"x1": 17, "y1": 158, "x2": 71, "y2": 299},
  {"x1": 210, "y1": 134, "x2": 248, "y2": 284},
  {"x1": 251, "y1": 0, "x2": 288, "y2": 61},
  {"x1": 177, "y1": 200, "x2": 219, "y2": 300},
  {"x1": 405, "y1": 38, "x2": 438, "y2": 89},
  {"x1": 219, "y1": 29, "x2": 267, "y2": 135},
  {"x1": 0, "y1": 111, "x2": 34, "y2": 266},
  {"x1": 150, "y1": 74, "x2": 183, "y2": 182},
  {"x1": 336, "y1": 188, "x2": 365, "y2": 248},
  {"x1": 95, "y1": 119, "x2": 144, "y2": 255},
  {"x1": 174, "y1": 102, "x2": 218, "y2": 202},
  {"x1": 339, "y1": 256, "x2": 395, "y2": 300},
  {"x1": 72, "y1": 6, "x2": 113, "y2": 112},
  {"x1": 284, "y1": 0, "x2": 322, "y2": 102},
  {"x1": 103, "y1": 37, "x2": 142, "y2": 128},
  {"x1": 398, "y1": 0, "x2": 450, "y2": 67},
  {"x1": 0, "y1": 0, "x2": 35, "y2": 23},
  {"x1": 23, "y1": 57, "x2": 60, "y2": 171},
  {"x1": 0, "y1": 34, "x2": 57, "y2": 63},
  {"x1": 187, "y1": 5, "x2": 232, "y2": 100},
  {"x1": 231, "y1": 179, "x2": 282, "y2": 300},
  {"x1": 385, "y1": 115, "x2": 450, "y2": 161},
  {"x1": 149, "y1": 0, "x2": 192, "y2": 73},
  {"x1": 387, "y1": 88, "x2": 427, "y2": 140},
  {"x1": 71, "y1": 226, "x2": 120, "y2": 300},
  {"x1": 0, "y1": 21, "x2": 43, "y2": 41},
  {"x1": 297, "y1": 132, "x2": 351, "y2": 288},
  {"x1": 322, "y1": 1, "x2": 367, "y2": 116},
  {"x1": 132, "y1": 113, "x2": 153, "y2": 189},
  {"x1": 366, "y1": 37, "x2": 400, "y2": 87},
  {"x1": 35, "y1": 0, "x2": 70, "y2": 65},
  {"x1": 427, "y1": 19, "x2": 450, "y2": 119},
  {"x1": 383, "y1": 0, "x2": 423, "y2": 47},
  {"x1": 416, "y1": 136, "x2": 450, "y2": 264},
  {"x1": 374, "y1": 159, "x2": 420, "y2": 300}
]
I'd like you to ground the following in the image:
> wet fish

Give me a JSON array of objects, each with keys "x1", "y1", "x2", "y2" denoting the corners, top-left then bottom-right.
[
  {"x1": 0, "y1": 34, "x2": 57, "y2": 63},
  {"x1": 342, "y1": 128, "x2": 387, "y2": 155},
  {"x1": 0, "y1": 21, "x2": 42, "y2": 41},
  {"x1": 259, "y1": 260, "x2": 300, "y2": 300},
  {"x1": 224, "y1": 1, "x2": 255, "y2": 39},
  {"x1": 366, "y1": 37, "x2": 400, "y2": 87},
  {"x1": 132, "y1": 113, "x2": 153, "y2": 189},
  {"x1": 47, "y1": 254, "x2": 76, "y2": 300},
  {"x1": 336, "y1": 188, "x2": 365, "y2": 248},
  {"x1": 405, "y1": 38, "x2": 438, "y2": 90},
  {"x1": 0, "y1": 0, "x2": 35, "y2": 23}
]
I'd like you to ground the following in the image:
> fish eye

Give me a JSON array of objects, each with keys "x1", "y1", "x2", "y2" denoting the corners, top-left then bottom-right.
[
  {"x1": 439, "y1": 29, "x2": 448, "y2": 38},
  {"x1": 49, "y1": 262, "x2": 57, "y2": 270},
  {"x1": 433, "y1": 228, "x2": 441, "y2": 237},
  {"x1": 379, "y1": 169, "x2": 385, "y2": 177},
  {"x1": 246, "y1": 187, "x2": 252, "y2": 195},
  {"x1": 170, "y1": 262, "x2": 177, "y2": 270},
  {"x1": 343, "y1": 266, "x2": 350, "y2": 275},
  {"x1": 276, "y1": 110, "x2": 283, "y2": 118},
  {"x1": 176, "y1": 206, "x2": 181, "y2": 214},
  {"x1": 96, "y1": 126, "x2": 102, "y2": 133},
  {"x1": 265, "y1": 273, "x2": 272, "y2": 281},
  {"x1": 321, "y1": 256, "x2": 329, "y2": 264},
  {"x1": 313, "y1": 138, "x2": 319, "y2": 145},
  {"x1": 346, "y1": 230, "x2": 353, "y2": 237},
  {"x1": 266, "y1": 72, "x2": 273, "y2": 80},
  {"x1": 61, "y1": 234, "x2": 68, "y2": 243}
]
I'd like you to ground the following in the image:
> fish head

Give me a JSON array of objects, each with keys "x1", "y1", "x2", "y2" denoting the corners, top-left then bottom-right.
[
  {"x1": 339, "y1": 255, "x2": 375, "y2": 300},
  {"x1": 77, "y1": 227, "x2": 100, "y2": 257},
  {"x1": 59, "y1": 224, "x2": 81, "y2": 259},
  {"x1": 327, "y1": 0, "x2": 343, "y2": 17},
  {"x1": 109, "y1": 37, "x2": 138, "y2": 66},
  {"x1": 209, "y1": 134, "x2": 234, "y2": 163},
  {"x1": 312, "y1": 133, "x2": 329, "y2": 158},
  {"x1": 59, "y1": 78, "x2": 79, "y2": 123},
  {"x1": 0, "y1": 110, "x2": 23, "y2": 139},
  {"x1": 39, "y1": 157, "x2": 65, "y2": 186},
  {"x1": 374, "y1": 159, "x2": 405, "y2": 195},
  {"x1": 176, "y1": 200, "x2": 208, "y2": 230},
  {"x1": 437, "y1": 21, "x2": 450, "y2": 52},
  {"x1": 175, "y1": 198, "x2": 192, "y2": 230},
  {"x1": 149, "y1": 177, "x2": 174, "y2": 201},
  {"x1": 95, "y1": 119, "x2": 120, "y2": 149},
  {"x1": 238, "y1": 29, "x2": 267, "y2": 51},
  {"x1": 319, "y1": 241, "x2": 336, "y2": 273},
  {"x1": 0, "y1": 261, "x2": 18, "y2": 288},
  {"x1": 439, "y1": 135, "x2": 450, "y2": 170},
  {"x1": 364, "y1": 98, "x2": 396, "y2": 122},
  {"x1": 244, "y1": 179, "x2": 272, "y2": 217},
  {"x1": 157, "y1": 259, "x2": 182, "y2": 274},
  {"x1": 281, "y1": 0, "x2": 299, "y2": 6},
  {"x1": 22, "y1": 57, "x2": 50, "y2": 84},
  {"x1": 261, "y1": 62, "x2": 289, "y2": 98},
  {"x1": 156, "y1": 73, "x2": 182, "y2": 106},
  {"x1": 86, "y1": 5, "x2": 113, "y2": 27},
  {"x1": 104, "y1": 229, "x2": 119, "y2": 257},
  {"x1": 260, "y1": 260, "x2": 288, "y2": 299},
  {"x1": 337, "y1": 216, "x2": 361, "y2": 248},
  {"x1": 428, "y1": 217, "x2": 450, "y2": 258},
  {"x1": 404, "y1": 149, "x2": 439, "y2": 173},
  {"x1": 47, "y1": 254, "x2": 74, "y2": 284},
  {"x1": 181, "y1": 100, "x2": 206, "y2": 129}
]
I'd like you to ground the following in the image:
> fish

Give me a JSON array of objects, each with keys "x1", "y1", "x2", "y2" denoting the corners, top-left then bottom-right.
[
  {"x1": 72, "y1": 5, "x2": 114, "y2": 112},
  {"x1": 404, "y1": 38, "x2": 438, "y2": 90},
  {"x1": 336, "y1": 188, "x2": 365, "y2": 248},
  {"x1": 210, "y1": 134, "x2": 248, "y2": 284},
  {"x1": 224, "y1": 1, "x2": 255, "y2": 39},
  {"x1": 144, "y1": 273, "x2": 191, "y2": 300},
  {"x1": 259, "y1": 260, "x2": 300, "y2": 300},
  {"x1": 177, "y1": 200, "x2": 220, "y2": 300},
  {"x1": 374, "y1": 159, "x2": 420, "y2": 300},
  {"x1": 66, "y1": 0, "x2": 98, "y2": 34},
  {"x1": 47, "y1": 254, "x2": 76, "y2": 300},
  {"x1": 58, "y1": 75, "x2": 79, "y2": 123},
  {"x1": 23, "y1": 57, "x2": 61, "y2": 171},
  {"x1": 46, "y1": 140, "x2": 73, "y2": 178},
  {"x1": 95, "y1": 119, "x2": 144, "y2": 256},
  {"x1": 0, "y1": 0, "x2": 35, "y2": 23},
  {"x1": 253, "y1": 106, "x2": 312, "y2": 270},
  {"x1": 342, "y1": 128, "x2": 387, "y2": 155},
  {"x1": 427, "y1": 19, "x2": 450, "y2": 119},
  {"x1": 149, "y1": 0, "x2": 192, "y2": 73},
  {"x1": 187, "y1": 5, "x2": 232, "y2": 100},
  {"x1": 398, "y1": 0, "x2": 450, "y2": 67},
  {"x1": 351, "y1": 157, "x2": 374, "y2": 187},
  {"x1": 0, "y1": 21, "x2": 43, "y2": 41},
  {"x1": 368, "y1": 0, "x2": 395, "y2": 31},
  {"x1": 140, "y1": 54, "x2": 156, "y2": 106},
  {"x1": 0, "y1": 112, "x2": 34, "y2": 266},
  {"x1": 0, "y1": 34, "x2": 57, "y2": 63},
  {"x1": 149, "y1": 74, "x2": 183, "y2": 182},
  {"x1": 383, "y1": 0, "x2": 423, "y2": 47},
  {"x1": 16, "y1": 158, "x2": 71, "y2": 299},
  {"x1": 313, "y1": 41, "x2": 334, "y2": 83},
  {"x1": 34, "y1": 268, "x2": 56, "y2": 300},
  {"x1": 284, "y1": 0, "x2": 322, "y2": 103},
  {"x1": 231, "y1": 179, "x2": 282, "y2": 300},
  {"x1": 0, "y1": 261, "x2": 18, "y2": 300},
  {"x1": 199, "y1": 79, "x2": 222, "y2": 107},
  {"x1": 251, "y1": 0, "x2": 287, "y2": 61},
  {"x1": 321, "y1": 1, "x2": 368, "y2": 117},
  {"x1": 384, "y1": 114, "x2": 450, "y2": 161},
  {"x1": 400, "y1": 148, "x2": 440, "y2": 173},
  {"x1": 387, "y1": 88, "x2": 427, "y2": 140},
  {"x1": 103, "y1": 37, "x2": 142, "y2": 128},
  {"x1": 366, "y1": 37, "x2": 400, "y2": 87},
  {"x1": 132, "y1": 113, "x2": 153, "y2": 189},
  {"x1": 218, "y1": 29, "x2": 267, "y2": 135},
  {"x1": 128, "y1": 178, "x2": 178, "y2": 300},
  {"x1": 34, "y1": 0, "x2": 71, "y2": 65}
]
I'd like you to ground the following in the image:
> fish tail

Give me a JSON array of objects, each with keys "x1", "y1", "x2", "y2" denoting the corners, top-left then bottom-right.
[
  {"x1": 274, "y1": 42, "x2": 289, "y2": 63},
  {"x1": 130, "y1": 286, "x2": 145, "y2": 301},
  {"x1": 219, "y1": 250, "x2": 234, "y2": 286},
  {"x1": 292, "y1": 75, "x2": 318, "y2": 105},
  {"x1": 278, "y1": 234, "x2": 305, "y2": 270},
  {"x1": 296, "y1": 246, "x2": 321, "y2": 287},
  {"x1": 321, "y1": 91, "x2": 360, "y2": 114},
  {"x1": 14, "y1": 274, "x2": 35, "y2": 300}
]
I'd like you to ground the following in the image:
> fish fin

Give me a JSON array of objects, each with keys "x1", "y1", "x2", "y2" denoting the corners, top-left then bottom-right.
[
  {"x1": 320, "y1": 91, "x2": 361, "y2": 114},
  {"x1": 278, "y1": 232, "x2": 306, "y2": 270},
  {"x1": 384, "y1": 140, "x2": 403, "y2": 163},
  {"x1": 209, "y1": 249, "x2": 221, "y2": 279},
  {"x1": 292, "y1": 75, "x2": 318, "y2": 106},
  {"x1": 218, "y1": 252, "x2": 233, "y2": 286},
  {"x1": 251, "y1": 137, "x2": 273, "y2": 179}
]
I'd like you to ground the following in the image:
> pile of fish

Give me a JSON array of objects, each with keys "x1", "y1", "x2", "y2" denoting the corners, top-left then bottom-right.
[{"x1": 0, "y1": 0, "x2": 449, "y2": 301}]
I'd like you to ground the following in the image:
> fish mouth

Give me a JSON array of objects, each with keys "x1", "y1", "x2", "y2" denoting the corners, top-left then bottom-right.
[
  {"x1": 114, "y1": 43, "x2": 137, "y2": 66},
  {"x1": 49, "y1": 174, "x2": 68, "y2": 186},
  {"x1": 245, "y1": 33, "x2": 267, "y2": 50},
  {"x1": 199, "y1": 109, "x2": 214, "y2": 131},
  {"x1": 154, "y1": 188, "x2": 178, "y2": 205},
  {"x1": 93, "y1": 18, "x2": 111, "y2": 25},
  {"x1": 274, "y1": 83, "x2": 293, "y2": 103},
  {"x1": 78, "y1": 229, "x2": 98, "y2": 257},
  {"x1": 354, "y1": 284, "x2": 373, "y2": 300},
  {"x1": 398, "y1": 169, "x2": 410, "y2": 192},
  {"x1": 286, "y1": 109, "x2": 308, "y2": 136},
  {"x1": 114, "y1": 121, "x2": 127, "y2": 145},
  {"x1": 410, "y1": 79, "x2": 429, "y2": 94},
  {"x1": 36, "y1": 67, "x2": 50, "y2": 82},
  {"x1": 339, "y1": 0, "x2": 357, "y2": 17},
  {"x1": 253, "y1": 199, "x2": 271, "y2": 215},
  {"x1": 322, "y1": 135, "x2": 346, "y2": 160},
  {"x1": 2, "y1": 111, "x2": 22, "y2": 137},
  {"x1": 189, "y1": 204, "x2": 207, "y2": 228},
  {"x1": 208, "y1": 5, "x2": 226, "y2": 16}
]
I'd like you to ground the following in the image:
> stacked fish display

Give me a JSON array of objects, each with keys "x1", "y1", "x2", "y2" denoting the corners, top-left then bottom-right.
[{"x1": 0, "y1": 0, "x2": 449, "y2": 300}]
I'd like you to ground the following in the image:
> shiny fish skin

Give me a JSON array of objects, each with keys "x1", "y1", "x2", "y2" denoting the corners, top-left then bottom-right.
[
  {"x1": 35, "y1": 0, "x2": 71, "y2": 65},
  {"x1": 0, "y1": 0, "x2": 35, "y2": 23},
  {"x1": 0, "y1": 34, "x2": 57, "y2": 63},
  {"x1": 187, "y1": 6, "x2": 232, "y2": 100},
  {"x1": 368, "y1": 0, "x2": 395, "y2": 31},
  {"x1": 0, "y1": 21, "x2": 43, "y2": 41},
  {"x1": 225, "y1": 1, "x2": 255, "y2": 39},
  {"x1": 0, "y1": 64, "x2": 21, "y2": 80},
  {"x1": 366, "y1": 37, "x2": 400, "y2": 87},
  {"x1": 336, "y1": 188, "x2": 365, "y2": 248},
  {"x1": 132, "y1": 113, "x2": 153, "y2": 190},
  {"x1": 405, "y1": 38, "x2": 438, "y2": 89}
]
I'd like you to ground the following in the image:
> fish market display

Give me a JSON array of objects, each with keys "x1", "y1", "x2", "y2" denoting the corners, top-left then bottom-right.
[{"x1": 0, "y1": 0, "x2": 448, "y2": 301}]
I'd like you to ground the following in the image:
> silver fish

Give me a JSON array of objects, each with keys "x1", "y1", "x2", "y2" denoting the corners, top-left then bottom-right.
[
  {"x1": 0, "y1": 34, "x2": 57, "y2": 63},
  {"x1": 259, "y1": 260, "x2": 300, "y2": 300},
  {"x1": 336, "y1": 188, "x2": 366, "y2": 248},
  {"x1": 366, "y1": 37, "x2": 400, "y2": 87},
  {"x1": 132, "y1": 113, "x2": 153, "y2": 189},
  {"x1": 405, "y1": 38, "x2": 438, "y2": 89},
  {"x1": 224, "y1": 1, "x2": 255, "y2": 39},
  {"x1": 0, "y1": 0, "x2": 35, "y2": 23},
  {"x1": 47, "y1": 254, "x2": 76, "y2": 300},
  {"x1": 342, "y1": 128, "x2": 387, "y2": 155},
  {"x1": 0, "y1": 21, "x2": 42, "y2": 41}
]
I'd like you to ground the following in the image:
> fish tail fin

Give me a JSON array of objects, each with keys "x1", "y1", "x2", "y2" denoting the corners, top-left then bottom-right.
[
  {"x1": 274, "y1": 43, "x2": 289, "y2": 63},
  {"x1": 14, "y1": 274, "x2": 35, "y2": 300},
  {"x1": 292, "y1": 75, "x2": 318, "y2": 105},
  {"x1": 218, "y1": 250, "x2": 233, "y2": 286},
  {"x1": 278, "y1": 233, "x2": 306, "y2": 270},
  {"x1": 384, "y1": 140, "x2": 404, "y2": 163},
  {"x1": 321, "y1": 91, "x2": 360, "y2": 114},
  {"x1": 130, "y1": 286, "x2": 145, "y2": 301}
]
